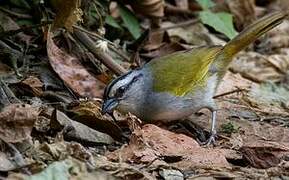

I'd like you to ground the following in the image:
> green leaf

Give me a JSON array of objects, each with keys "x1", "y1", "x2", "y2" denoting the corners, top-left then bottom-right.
[
  {"x1": 196, "y1": 0, "x2": 215, "y2": 10},
  {"x1": 199, "y1": 11, "x2": 238, "y2": 39},
  {"x1": 105, "y1": 15, "x2": 122, "y2": 29},
  {"x1": 118, "y1": 3, "x2": 141, "y2": 39}
]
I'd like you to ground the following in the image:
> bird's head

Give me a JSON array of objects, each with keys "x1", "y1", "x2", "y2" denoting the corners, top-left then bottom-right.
[{"x1": 101, "y1": 69, "x2": 145, "y2": 116}]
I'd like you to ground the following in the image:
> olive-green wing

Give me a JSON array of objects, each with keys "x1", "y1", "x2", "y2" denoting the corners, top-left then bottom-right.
[{"x1": 147, "y1": 46, "x2": 222, "y2": 96}]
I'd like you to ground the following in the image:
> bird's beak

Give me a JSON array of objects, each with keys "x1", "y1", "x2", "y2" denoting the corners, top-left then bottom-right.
[{"x1": 101, "y1": 98, "x2": 119, "y2": 115}]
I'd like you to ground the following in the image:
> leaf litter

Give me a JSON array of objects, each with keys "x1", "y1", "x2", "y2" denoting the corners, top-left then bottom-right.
[{"x1": 0, "y1": 0, "x2": 289, "y2": 179}]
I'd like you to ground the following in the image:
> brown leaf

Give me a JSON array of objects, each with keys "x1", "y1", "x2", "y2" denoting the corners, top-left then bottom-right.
[
  {"x1": 0, "y1": 11, "x2": 32, "y2": 43},
  {"x1": 39, "y1": 141, "x2": 94, "y2": 163},
  {"x1": 68, "y1": 100, "x2": 123, "y2": 141},
  {"x1": 0, "y1": 104, "x2": 39, "y2": 143},
  {"x1": 241, "y1": 142, "x2": 289, "y2": 168},
  {"x1": 164, "y1": 22, "x2": 226, "y2": 46},
  {"x1": 107, "y1": 124, "x2": 230, "y2": 169},
  {"x1": 230, "y1": 51, "x2": 289, "y2": 83},
  {"x1": 94, "y1": 155, "x2": 155, "y2": 179},
  {"x1": 226, "y1": 0, "x2": 256, "y2": 31},
  {"x1": 140, "y1": 42, "x2": 188, "y2": 60},
  {"x1": 142, "y1": 30, "x2": 165, "y2": 51},
  {"x1": 47, "y1": 30, "x2": 105, "y2": 98},
  {"x1": 20, "y1": 76, "x2": 44, "y2": 96}
]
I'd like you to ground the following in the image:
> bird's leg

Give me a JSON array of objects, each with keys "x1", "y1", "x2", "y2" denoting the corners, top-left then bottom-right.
[
  {"x1": 206, "y1": 110, "x2": 217, "y2": 145},
  {"x1": 201, "y1": 109, "x2": 217, "y2": 146}
]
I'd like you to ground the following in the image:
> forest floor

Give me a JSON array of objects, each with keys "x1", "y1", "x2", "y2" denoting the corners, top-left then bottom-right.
[{"x1": 0, "y1": 0, "x2": 289, "y2": 179}]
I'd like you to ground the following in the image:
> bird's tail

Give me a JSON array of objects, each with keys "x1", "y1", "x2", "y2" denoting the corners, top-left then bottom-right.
[{"x1": 214, "y1": 12, "x2": 286, "y2": 73}]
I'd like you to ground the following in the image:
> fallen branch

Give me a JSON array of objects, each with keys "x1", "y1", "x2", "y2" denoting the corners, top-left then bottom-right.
[{"x1": 73, "y1": 28, "x2": 127, "y2": 76}]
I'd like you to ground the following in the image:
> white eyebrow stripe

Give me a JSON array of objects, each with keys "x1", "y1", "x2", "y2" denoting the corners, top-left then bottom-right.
[{"x1": 105, "y1": 70, "x2": 143, "y2": 98}]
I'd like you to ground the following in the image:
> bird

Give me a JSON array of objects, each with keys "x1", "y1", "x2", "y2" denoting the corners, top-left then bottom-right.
[{"x1": 101, "y1": 12, "x2": 286, "y2": 144}]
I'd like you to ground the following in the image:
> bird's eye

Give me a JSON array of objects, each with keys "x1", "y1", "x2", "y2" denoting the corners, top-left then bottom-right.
[{"x1": 116, "y1": 86, "x2": 125, "y2": 97}]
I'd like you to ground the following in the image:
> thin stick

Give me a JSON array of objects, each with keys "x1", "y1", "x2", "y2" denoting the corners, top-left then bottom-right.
[
  {"x1": 73, "y1": 25, "x2": 130, "y2": 62},
  {"x1": 213, "y1": 88, "x2": 247, "y2": 99},
  {"x1": 73, "y1": 25, "x2": 116, "y2": 47},
  {"x1": 0, "y1": 7, "x2": 32, "y2": 19},
  {"x1": 89, "y1": 35, "x2": 130, "y2": 62},
  {"x1": 0, "y1": 22, "x2": 51, "y2": 38},
  {"x1": 156, "y1": 19, "x2": 200, "y2": 32}
]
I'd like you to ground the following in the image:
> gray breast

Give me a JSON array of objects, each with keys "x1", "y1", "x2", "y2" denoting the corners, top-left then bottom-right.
[{"x1": 141, "y1": 73, "x2": 218, "y2": 122}]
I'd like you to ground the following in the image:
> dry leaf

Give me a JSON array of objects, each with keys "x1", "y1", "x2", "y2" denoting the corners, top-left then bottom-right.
[
  {"x1": 0, "y1": 11, "x2": 32, "y2": 43},
  {"x1": 143, "y1": 30, "x2": 165, "y2": 51},
  {"x1": 241, "y1": 142, "x2": 289, "y2": 168},
  {"x1": 0, "y1": 104, "x2": 39, "y2": 143},
  {"x1": 141, "y1": 42, "x2": 188, "y2": 59},
  {"x1": 68, "y1": 99, "x2": 123, "y2": 141},
  {"x1": 226, "y1": 0, "x2": 256, "y2": 31},
  {"x1": 39, "y1": 141, "x2": 94, "y2": 163},
  {"x1": 230, "y1": 51, "x2": 289, "y2": 83},
  {"x1": 107, "y1": 124, "x2": 230, "y2": 169},
  {"x1": 164, "y1": 22, "x2": 226, "y2": 46},
  {"x1": 47, "y1": 30, "x2": 105, "y2": 98},
  {"x1": 20, "y1": 76, "x2": 44, "y2": 96}
]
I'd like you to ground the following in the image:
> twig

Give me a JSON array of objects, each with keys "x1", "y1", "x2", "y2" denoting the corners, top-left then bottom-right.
[
  {"x1": 0, "y1": 79, "x2": 21, "y2": 104},
  {"x1": 0, "y1": 7, "x2": 32, "y2": 19},
  {"x1": 73, "y1": 25, "x2": 130, "y2": 62},
  {"x1": 73, "y1": 28, "x2": 127, "y2": 75},
  {"x1": 73, "y1": 25, "x2": 116, "y2": 47},
  {"x1": 0, "y1": 22, "x2": 51, "y2": 39},
  {"x1": 154, "y1": 19, "x2": 200, "y2": 32},
  {"x1": 213, "y1": 88, "x2": 248, "y2": 99},
  {"x1": 107, "y1": 44, "x2": 130, "y2": 62}
]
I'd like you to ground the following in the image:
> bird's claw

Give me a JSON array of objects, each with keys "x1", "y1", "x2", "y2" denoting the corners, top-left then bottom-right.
[{"x1": 201, "y1": 131, "x2": 216, "y2": 147}]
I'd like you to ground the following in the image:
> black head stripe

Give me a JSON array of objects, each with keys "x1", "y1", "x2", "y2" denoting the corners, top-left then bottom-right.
[
  {"x1": 103, "y1": 71, "x2": 143, "y2": 100},
  {"x1": 103, "y1": 71, "x2": 134, "y2": 100}
]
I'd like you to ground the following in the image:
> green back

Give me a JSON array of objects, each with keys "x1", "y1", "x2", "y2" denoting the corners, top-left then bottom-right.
[{"x1": 147, "y1": 46, "x2": 222, "y2": 96}]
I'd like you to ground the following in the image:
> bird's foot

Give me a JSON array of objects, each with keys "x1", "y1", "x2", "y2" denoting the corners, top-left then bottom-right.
[{"x1": 201, "y1": 131, "x2": 216, "y2": 147}]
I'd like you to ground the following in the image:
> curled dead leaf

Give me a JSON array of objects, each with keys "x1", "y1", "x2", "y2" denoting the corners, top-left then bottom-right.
[
  {"x1": 67, "y1": 99, "x2": 123, "y2": 141},
  {"x1": 47, "y1": 30, "x2": 105, "y2": 98},
  {"x1": 19, "y1": 76, "x2": 44, "y2": 96}
]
